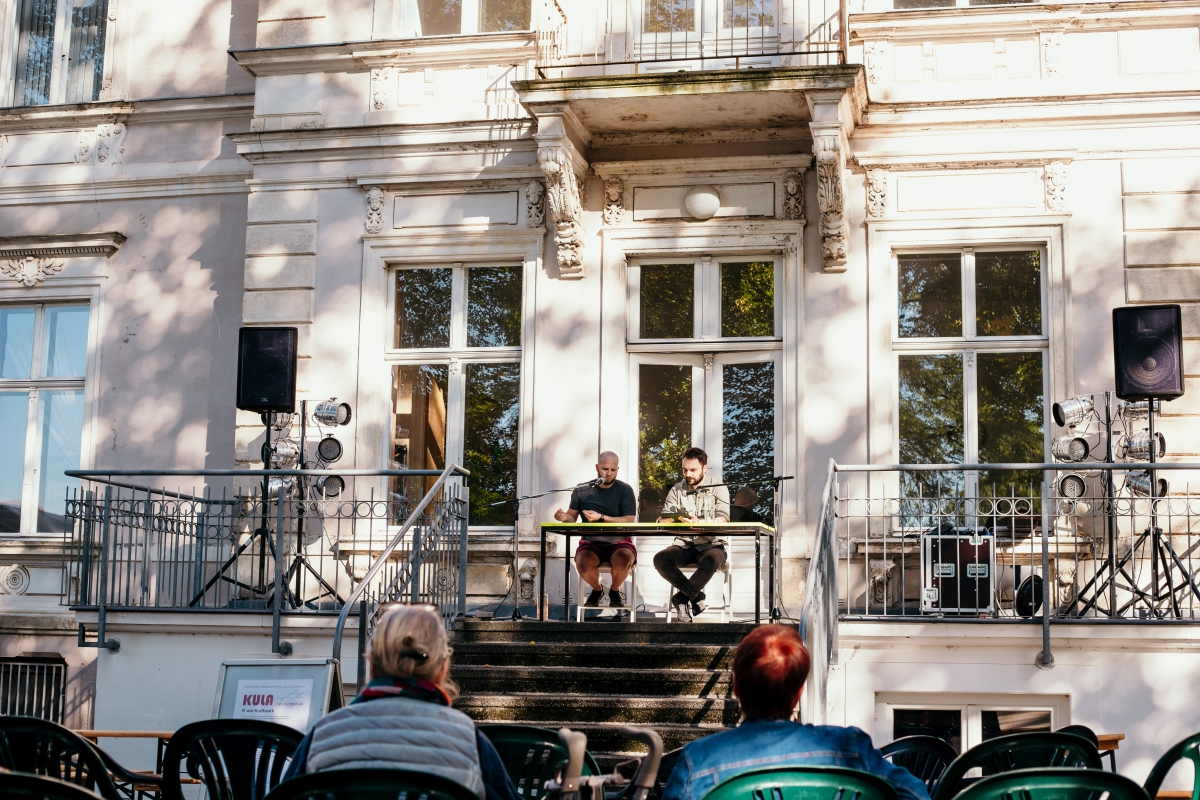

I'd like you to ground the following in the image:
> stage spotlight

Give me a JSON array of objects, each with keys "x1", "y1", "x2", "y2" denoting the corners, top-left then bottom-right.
[
  {"x1": 315, "y1": 475, "x2": 345, "y2": 498},
  {"x1": 1125, "y1": 431, "x2": 1166, "y2": 461},
  {"x1": 1129, "y1": 471, "x2": 1169, "y2": 497},
  {"x1": 1052, "y1": 435, "x2": 1090, "y2": 462},
  {"x1": 260, "y1": 411, "x2": 294, "y2": 431},
  {"x1": 268, "y1": 438, "x2": 300, "y2": 468},
  {"x1": 317, "y1": 435, "x2": 343, "y2": 463},
  {"x1": 1058, "y1": 473, "x2": 1087, "y2": 499},
  {"x1": 1053, "y1": 396, "x2": 1094, "y2": 428},
  {"x1": 1122, "y1": 400, "x2": 1161, "y2": 419},
  {"x1": 268, "y1": 476, "x2": 296, "y2": 499},
  {"x1": 314, "y1": 399, "x2": 352, "y2": 426}
]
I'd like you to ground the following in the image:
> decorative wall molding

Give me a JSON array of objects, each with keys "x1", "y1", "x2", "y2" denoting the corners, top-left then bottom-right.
[
  {"x1": 364, "y1": 186, "x2": 386, "y2": 233},
  {"x1": 0, "y1": 135, "x2": 8, "y2": 168},
  {"x1": 866, "y1": 168, "x2": 888, "y2": 218},
  {"x1": 782, "y1": 169, "x2": 805, "y2": 220},
  {"x1": 813, "y1": 128, "x2": 848, "y2": 271},
  {"x1": 525, "y1": 181, "x2": 545, "y2": 228},
  {"x1": 536, "y1": 144, "x2": 586, "y2": 278},
  {"x1": 1045, "y1": 161, "x2": 1068, "y2": 211},
  {"x1": 0, "y1": 232, "x2": 125, "y2": 260},
  {"x1": 76, "y1": 123, "x2": 126, "y2": 165},
  {"x1": 864, "y1": 41, "x2": 885, "y2": 85},
  {"x1": 1041, "y1": 31, "x2": 1063, "y2": 78},
  {"x1": 1, "y1": 564, "x2": 30, "y2": 595},
  {"x1": 1, "y1": 257, "x2": 65, "y2": 286},
  {"x1": 603, "y1": 179, "x2": 625, "y2": 225},
  {"x1": 371, "y1": 68, "x2": 392, "y2": 110}
]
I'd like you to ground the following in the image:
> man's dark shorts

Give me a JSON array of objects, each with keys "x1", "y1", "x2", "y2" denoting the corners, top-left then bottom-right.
[{"x1": 575, "y1": 539, "x2": 637, "y2": 564}]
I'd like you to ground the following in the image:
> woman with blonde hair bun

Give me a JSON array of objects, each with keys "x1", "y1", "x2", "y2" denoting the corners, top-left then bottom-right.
[{"x1": 282, "y1": 605, "x2": 518, "y2": 800}]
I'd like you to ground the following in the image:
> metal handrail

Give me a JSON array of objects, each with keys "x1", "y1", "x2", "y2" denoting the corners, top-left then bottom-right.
[
  {"x1": 799, "y1": 458, "x2": 837, "y2": 724},
  {"x1": 330, "y1": 463, "x2": 470, "y2": 663}
]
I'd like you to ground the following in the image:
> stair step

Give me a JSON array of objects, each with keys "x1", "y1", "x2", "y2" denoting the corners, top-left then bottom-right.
[
  {"x1": 453, "y1": 620, "x2": 754, "y2": 645},
  {"x1": 454, "y1": 666, "x2": 733, "y2": 697},
  {"x1": 459, "y1": 693, "x2": 739, "y2": 726},
  {"x1": 454, "y1": 642, "x2": 736, "y2": 670}
]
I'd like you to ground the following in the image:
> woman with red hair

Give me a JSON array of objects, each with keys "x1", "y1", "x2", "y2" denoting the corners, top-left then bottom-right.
[{"x1": 662, "y1": 625, "x2": 929, "y2": 800}]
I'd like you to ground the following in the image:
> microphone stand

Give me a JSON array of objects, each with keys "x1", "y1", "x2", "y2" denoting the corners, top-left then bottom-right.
[{"x1": 487, "y1": 481, "x2": 601, "y2": 621}]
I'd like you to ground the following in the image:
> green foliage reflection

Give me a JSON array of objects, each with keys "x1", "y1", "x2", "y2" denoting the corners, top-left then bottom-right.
[
  {"x1": 640, "y1": 264, "x2": 694, "y2": 339},
  {"x1": 416, "y1": 0, "x2": 462, "y2": 35},
  {"x1": 638, "y1": 364, "x2": 691, "y2": 521},
  {"x1": 464, "y1": 363, "x2": 520, "y2": 525},
  {"x1": 644, "y1": 0, "x2": 695, "y2": 32},
  {"x1": 481, "y1": 0, "x2": 530, "y2": 31},
  {"x1": 467, "y1": 266, "x2": 522, "y2": 347},
  {"x1": 978, "y1": 351, "x2": 1044, "y2": 493},
  {"x1": 721, "y1": 262, "x2": 774, "y2": 337},
  {"x1": 976, "y1": 251, "x2": 1042, "y2": 337},
  {"x1": 722, "y1": 362, "x2": 775, "y2": 522},
  {"x1": 396, "y1": 268, "x2": 451, "y2": 348},
  {"x1": 898, "y1": 254, "x2": 962, "y2": 338},
  {"x1": 899, "y1": 354, "x2": 964, "y2": 495},
  {"x1": 723, "y1": 0, "x2": 773, "y2": 27}
]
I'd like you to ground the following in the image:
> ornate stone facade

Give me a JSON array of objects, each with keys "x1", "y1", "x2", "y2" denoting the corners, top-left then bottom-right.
[{"x1": 537, "y1": 146, "x2": 586, "y2": 278}]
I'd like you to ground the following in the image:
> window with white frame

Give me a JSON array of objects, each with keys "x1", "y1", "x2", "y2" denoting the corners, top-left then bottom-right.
[
  {"x1": 642, "y1": 0, "x2": 775, "y2": 33},
  {"x1": 7, "y1": 0, "x2": 109, "y2": 107},
  {"x1": 0, "y1": 304, "x2": 89, "y2": 534},
  {"x1": 629, "y1": 256, "x2": 780, "y2": 522},
  {"x1": 398, "y1": 0, "x2": 531, "y2": 37},
  {"x1": 388, "y1": 263, "x2": 522, "y2": 526},
  {"x1": 894, "y1": 248, "x2": 1048, "y2": 496},
  {"x1": 877, "y1": 693, "x2": 1069, "y2": 753}
]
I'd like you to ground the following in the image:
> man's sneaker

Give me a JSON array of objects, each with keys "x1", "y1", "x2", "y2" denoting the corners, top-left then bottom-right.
[
  {"x1": 608, "y1": 588, "x2": 625, "y2": 608},
  {"x1": 671, "y1": 590, "x2": 690, "y2": 607},
  {"x1": 673, "y1": 600, "x2": 693, "y2": 622},
  {"x1": 584, "y1": 588, "x2": 604, "y2": 607},
  {"x1": 690, "y1": 592, "x2": 708, "y2": 618}
]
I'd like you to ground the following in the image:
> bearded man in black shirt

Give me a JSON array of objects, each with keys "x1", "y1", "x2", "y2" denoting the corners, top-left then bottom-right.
[{"x1": 553, "y1": 451, "x2": 637, "y2": 608}]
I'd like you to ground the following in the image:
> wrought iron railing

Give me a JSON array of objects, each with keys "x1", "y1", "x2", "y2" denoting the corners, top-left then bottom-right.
[
  {"x1": 799, "y1": 458, "x2": 838, "y2": 725},
  {"x1": 535, "y1": 0, "x2": 846, "y2": 74},
  {"x1": 62, "y1": 466, "x2": 469, "y2": 654}
]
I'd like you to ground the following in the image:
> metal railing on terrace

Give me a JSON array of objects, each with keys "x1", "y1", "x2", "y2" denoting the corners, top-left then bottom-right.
[
  {"x1": 62, "y1": 466, "x2": 469, "y2": 654},
  {"x1": 536, "y1": 0, "x2": 846, "y2": 75}
]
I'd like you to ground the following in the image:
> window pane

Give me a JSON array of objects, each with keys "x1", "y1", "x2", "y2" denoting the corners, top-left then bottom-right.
[
  {"x1": 0, "y1": 393, "x2": 29, "y2": 534},
  {"x1": 978, "y1": 352, "x2": 1044, "y2": 493},
  {"x1": 892, "y1": 0, "x2": 954, "y2": 7},
  {"x1": 898, "y1": 254, "x2": 962, "y2": 338},
  {"x1": 638, "y1": 364, "x2": 692, "y2": 521},
  {"x1": 899, "y1": 354, "x2": 964, "y2": 495},
  {"x1": 464, "y1": 363, "x2": 520, "y2": 526},
  {"x1": 66, "y1": 0, "x2": 108, "y2": 103},
  {"x1": 721, "y1": 261, "x2": 774, "y2": 337},
  {"x1": 42, "y1": 306, "x2": 89, "y2": 378},
  {"x1": 13, "y1": 0, "x2": 57, "y2": 107},
  {"x1": 976, "y1": 251, "x2": 1042, "y2": 337},
  {"x1": 395, "y1": 268, "x2": 451, "y2": 348},
  {"x1": 893, "y1": 709, "x2": 962, "y2": 754},
  {"x1": 467, "y1": 266, "x2": 522, "y2": 347},
  {"x1": 639, "y1": 264, "x2": 694, "y2": 339},
  {"x1": 390, "y1": 364, "x2": 448, "y2": 504},
  {"x1": 480, "y1": 0, "x2": 530, "y2": 31},
  {"x1": 0, "y1": 308, "x2": 35, "y2": 379},
  {"x1": 722, "y1": 362, "x2": 774, "y2": 524},
  {"x1": 723, "y1": 0, "x2": 773, "y2": 27},
  {"x1": 645, "y1": 0, "x2": 695, "y2": 32},
  {"x1": 416, "y1": 0, "x2": 462, "y2": 35},
  {"x1": 982, "y1": 710, "x2": 1052, "y2": 740},
  {"x1": 38, "y1": 389, "x2": 84, "y2": 533}
]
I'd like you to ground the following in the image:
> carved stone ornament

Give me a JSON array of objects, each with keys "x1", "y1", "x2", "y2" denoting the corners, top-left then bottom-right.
[
  {"x1": 537, "y1": 146, "x2": 586, "y2": 278},
  {"x1": 1, "y1": 564, "x2": 30, "y2": 595},
  {"x1": 602, "y1": 178, "x2": 624, "y2": 225},
  {"x1": 782, "y1": 169, "x2": 805, "y2": 220},
  {"x1": 866, "y1": 169, "x2": 888, "y2": 218},
  {"x1": 526, "y1": 180, "x2": 546, "y2": 228},
  {"x1": 76, "y1": 123, "x2": 125, "y2": 165},
  {"x1": 864, "y1": 42, "x2": 885, "y2": 85},
  {"x1": 364, "y1": 186, "x2": 386, "y2": 234},
  {"x1": 371, "y1": 68, "x2": 391, "y2": 111},
  {"x1": 814, "y1": 132, "x2": 848, "y2": 271},
  {"x1": 1045, "y1": 161, "x2": 1068, "y2": 212},
  {"x1": 1041, "y1": 31, "x2": 1063, "y2": 78},
  {"x1": 1, "y1": 256, "x2": 65, "y2": 286}
]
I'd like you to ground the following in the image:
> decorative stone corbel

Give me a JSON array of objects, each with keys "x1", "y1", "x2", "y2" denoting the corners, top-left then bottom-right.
[
  {"x1": 537, "y1": 144, "x2": 586, "y2": 278},
  {"x1": 76, "y1": 123, "x2": 125, "y2": 165},
  {"x1": 526, "y1": 181, "x2": 545, "y2": 228},
  {"x1": 371, "y1": 68, "x2": 392, "y2": 110},
  {"x1": 866, "y1": 168, "x2": 888, "y2": 218},
  {"x1": 1045, "y1": 161, "x2": 1068, "y2": 212},
  {"x1": 863, "y1": 41, "x2": 885, "y2": 85},
  {"x1": 782, "y1": 169, "x2": 805, "y2": 220},
  {"x1": 1, "y1": 257, "x2": 65, "y2": 287},
  {"x1": 364, "y1": 186, "x2": 386, "y2": 233},
  {"x1": 603, "y1": 178, "x2": 624, "y2": 225},
  {"x1": 1041, "y1": 31, "x2": 1063, "y2": 78},
  {"x1": 813, "y1": 129, "x2": 848, "y2": 271}
]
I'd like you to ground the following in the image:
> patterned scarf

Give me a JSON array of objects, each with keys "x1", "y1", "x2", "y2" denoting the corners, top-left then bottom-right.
[{"x1": 352, "y1": 676, "x2": 451, "y2": 707}]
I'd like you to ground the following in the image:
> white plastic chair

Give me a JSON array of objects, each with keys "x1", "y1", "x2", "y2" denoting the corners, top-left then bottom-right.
[
  {"x1": 576, "y1": 562, "x2": 637, "y2": 622},
  {"x1": 665, "y1": 560, "x2": 732, "y2": 622}
]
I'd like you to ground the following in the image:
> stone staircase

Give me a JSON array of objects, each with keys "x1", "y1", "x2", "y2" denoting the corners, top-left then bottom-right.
[{"x1": 452, "y1": 620, "x2": 755, "y2": 766}]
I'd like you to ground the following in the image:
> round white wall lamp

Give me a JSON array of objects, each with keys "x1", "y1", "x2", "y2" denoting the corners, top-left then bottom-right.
[{"x1": 684, "y1": 185, "x2": 721, "y2": 220}]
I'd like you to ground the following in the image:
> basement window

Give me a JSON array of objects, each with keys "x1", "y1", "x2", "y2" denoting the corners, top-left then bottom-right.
[
  {"x1": 879, "y1": 693, "x2": 1067, "y2": 753},
  {"x1": 0, "y1": 656, "x2": 67, "y2": 723}
]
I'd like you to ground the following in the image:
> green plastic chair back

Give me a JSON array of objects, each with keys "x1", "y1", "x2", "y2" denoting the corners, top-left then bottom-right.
[
  {"x1": 699, "y1": 766, "x2": 899, "y2": 800},
  {"x1": 932, "y1": 733, "x2": 1103, "y2": 800},
  {"x1": 954, "y1": 767, "x2": 1147, "y2": 800},
  {"x1": 0, "y1": 715, "x2": 121, "y2": 800},
  {"x1": 262, "y1": 768, "x2": 480, "y2": 800},
  {"x1": 0, "y1": 772, "x2": 111, "y2": 800},
  {"x1": 477, "y1": 724, "x2": 602, "y2": 800},
  {"x1": 1144, "y1": 732, "x2": 1200, "y2": 800}
]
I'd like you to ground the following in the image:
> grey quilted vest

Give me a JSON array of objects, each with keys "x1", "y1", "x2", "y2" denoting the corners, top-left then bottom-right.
[{"x1": 305, "y1": 696, "x2": 485, "y2": 798}]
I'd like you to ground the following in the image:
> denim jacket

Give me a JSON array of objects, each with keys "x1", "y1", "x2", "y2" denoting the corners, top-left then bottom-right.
[{"x1": 662, "y1": 720, "x2": 930, "y2": 800}]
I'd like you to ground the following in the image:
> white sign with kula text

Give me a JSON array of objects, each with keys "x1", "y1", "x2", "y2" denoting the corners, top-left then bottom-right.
[{"x1": 234, "y1": 679, "x2": 313, "y2": 731}]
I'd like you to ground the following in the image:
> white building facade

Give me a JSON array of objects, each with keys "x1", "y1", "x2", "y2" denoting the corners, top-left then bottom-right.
[{"x1": 0, "y1": 0, "x2": 1198, "y2": 784}]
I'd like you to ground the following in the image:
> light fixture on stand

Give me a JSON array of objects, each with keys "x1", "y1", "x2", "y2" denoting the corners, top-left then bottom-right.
[
  {"x1": 1052, "y1": 396, "x2": 1094, "y2": 428},
  {"x1": 1128, "y1": 471, "x2": 1169, "y2": 498},
  {"x1": 1052, "y1": 435, "x2": 1090, "y2": 462},
  {"x1": 1057, "y1": 473, "x2": 1087, "y2": 500},
  {"x1": 1124, "y1": 431, "x2": 1166, "y2": 461},
  {"x1": 314, "y1": 400, "x2": 352, "y2": 427}
]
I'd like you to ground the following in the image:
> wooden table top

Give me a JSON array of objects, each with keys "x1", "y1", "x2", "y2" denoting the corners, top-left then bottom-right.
[
  {"x1": 1097, "y1": 732, "x2": 1125, "y2": 751},
  {"x1": 75, "y1": 730, "x2": 174, "y2": 740}
]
